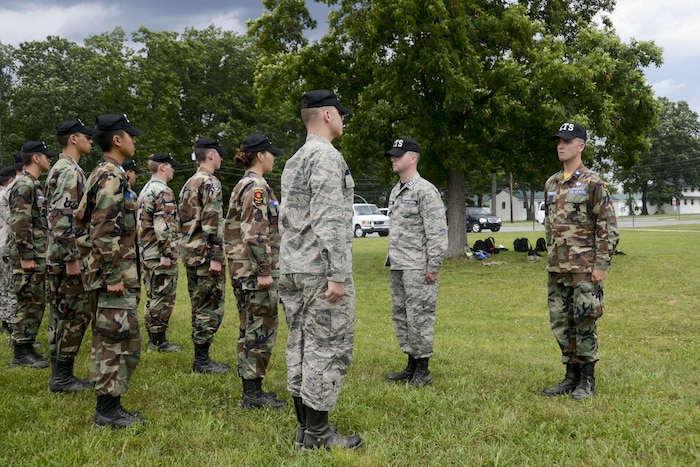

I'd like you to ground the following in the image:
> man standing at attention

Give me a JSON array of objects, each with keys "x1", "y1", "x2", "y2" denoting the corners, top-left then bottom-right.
[
  {"x1": 179, "y1": 137, "x2": 229, "y2": 374},
  {"x1": 45, "y1": 119, "x2": 94, "y2": 392},
  {"x1": 542, "y1": 122, "x2": 618, "y2": 400},
  {"x1": 9, "y1": 141, "x2": 55, "y2": 369},
  {"x1": 280, "y1": 89, "x2": 362, "y2": 450},
  {"x1": 383, "y1": 138, "x2": 447, "y2": 389},
  {"x1": 75, "y1": 113, "x2": 144, "y2": 427},
  {"x1": 137, "y1": 152, "x2": 182, "y2": 353},
  {"x1": 0, "y1": 163, "x2": 19, "y2": 335}
]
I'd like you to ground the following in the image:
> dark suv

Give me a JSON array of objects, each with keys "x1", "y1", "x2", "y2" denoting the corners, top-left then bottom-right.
[{"x1": 466, "y1": 207, "x2": 501, "y2": 233}]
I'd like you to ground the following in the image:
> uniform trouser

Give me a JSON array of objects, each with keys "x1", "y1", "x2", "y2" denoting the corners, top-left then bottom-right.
[
  {"x1": 186, "y1": 264, "x2": 225, "y2": 345},
  {"x1": 47, "y1": 267, "x2": 91, "y2": 359},
  {"x1": 0, "y1": 256, "x2": 17, "y2": 324},
  {"x1": 280, "y1": 273, "x2": 355, "y2": 412},
  {"x1": 90, "y1": 290, "x2": 141, "y2": 397},
  {"x1": 547, "y1": 272, "x2": 604, "y2": 364},
  {"x1": 11, "y1": 269, "x2": 46, "y2": 345},
  {"x1": 232, "y1": 278, "x2": 279, "y2": 380},
  {"x1": 142, "y1": 260, "x2": 178, "y2": 334},
  {"x1": 390, "y1": 269, "x2": 438, "y2": 359}
]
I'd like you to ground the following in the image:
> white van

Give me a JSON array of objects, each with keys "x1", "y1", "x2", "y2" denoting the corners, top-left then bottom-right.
[
  {"x1": 536, "y1": 202, "x2": 545, "y2": 224},
  {"x1": 352, "y1": 203, "x2": 390, "y2": 237}
]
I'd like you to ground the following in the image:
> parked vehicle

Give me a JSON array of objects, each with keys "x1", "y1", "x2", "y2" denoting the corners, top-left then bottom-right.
[
  {"x1": 466, "y1": 207, "x2": 502, "y2": 233},
  {"x1": 536, "y1": 201, "x2": 546, "y2": 224},
  {"x1": 352, "y1": 203, "x2": 390, "y2": 237}
]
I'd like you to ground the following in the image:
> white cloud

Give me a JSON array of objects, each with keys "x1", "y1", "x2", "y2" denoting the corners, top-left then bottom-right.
[{"x1": 650, "y1": 78, "x2": 686, "y2": 97}]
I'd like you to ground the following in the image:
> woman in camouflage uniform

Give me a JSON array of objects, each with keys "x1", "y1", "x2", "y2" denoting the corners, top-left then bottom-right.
[{"x1": 224, "y1": 134, "x2": 285, "y2": 409}]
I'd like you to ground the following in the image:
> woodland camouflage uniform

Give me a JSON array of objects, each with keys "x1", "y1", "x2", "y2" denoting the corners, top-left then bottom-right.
[
  {"x1": 0, "y1": 178, "x2": 18, "y2": 329},
  {"x1": 225, "y1": 170, "x2": 281, "y2": 381},
  {"x1": 75, "y1": 156, "x2": 141, "y2": 397}
]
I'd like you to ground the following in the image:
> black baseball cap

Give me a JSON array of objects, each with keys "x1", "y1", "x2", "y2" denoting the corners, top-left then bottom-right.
[
  {"x1": 95, "y1": 114, "x2": 144, "y2": 136},
  {"x1": 122, "y1": 159, "x2": 142, "y2": 174},
  {"x1": 56, "y1": 119, "x2": 94, "y2": 137},
  {"x1": 150, "y1": 152, "x2": 180, "y2": 166},
  {"x1": 385, "y1": 137, "x2": 421, "y2": 157},
  {"x1": 240, "y1": 134, "x2": 283, "y2": 156},
  {"x1": 301, "y1": 89, "x2": 353, "y2": 116},
  {"x1": 22, "y1": 141, "x2": 58, "y2": 158},
  {"x1": 550, "y1": 122, "x2": 588, "y2": 141},
  {"x1": 194, "y1": 137, "x2": 228, "y2": 157},
  {"x1": 0, "y1": 166, "x2": 16, "y2": 177}
]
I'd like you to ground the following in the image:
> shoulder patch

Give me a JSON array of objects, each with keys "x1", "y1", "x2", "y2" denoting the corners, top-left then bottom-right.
[
  {"x1": 211, "y1": 183, "x2": 221, "y2": 194},
  {"x1": 253, "y1": 188, "x2": 265, "y2": 205}
]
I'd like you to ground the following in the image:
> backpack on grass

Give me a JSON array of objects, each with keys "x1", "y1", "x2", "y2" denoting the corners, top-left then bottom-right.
[
  {"x1": 535, "y1": 237, "x2": 547, "y2": 253},
  {"x1": 513, "y1": 238, "x2": 531, "y2": 253}
]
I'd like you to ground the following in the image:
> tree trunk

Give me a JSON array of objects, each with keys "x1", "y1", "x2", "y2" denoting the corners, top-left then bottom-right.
[{"x1": 446, "y1": 168, "x2": 467, "y2": 258}]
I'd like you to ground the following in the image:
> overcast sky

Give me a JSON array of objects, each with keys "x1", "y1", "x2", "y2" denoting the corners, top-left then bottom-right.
[{"x1": 1, "y1": 0, "x2": 699, "y2": 112}]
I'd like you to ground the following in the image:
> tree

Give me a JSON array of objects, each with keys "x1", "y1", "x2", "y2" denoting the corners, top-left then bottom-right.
[
  {"x1": 250, "y1": 0, "x2": 661, "y2": 257},
  {"x1": 0, "y1": 42, "x2": 16, "y2": 165},
  {"x1": 618, "y1": 98, "x2": 700, "y2": 214}
]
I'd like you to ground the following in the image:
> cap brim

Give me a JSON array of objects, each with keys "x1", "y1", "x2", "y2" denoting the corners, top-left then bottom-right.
[
  {"x1": 385, "y1": 148, "x2": 406, "y2": 157},
  {"x1": 45, "y1": 151, "x2": 59, "y2": 158},
  {"x1": 336, "y1": 104, "x2": 353, "y2": 116},
  {"x1": 125, "y1": 126, "x2": 144, "y2": 137},
  {"x1": 82, "y1": 127, "x2": 95, "y2": 137},
  {"x1": 550, "y1": 132, "x2": 576, "y2": 141},
  {"x1": 270, "y1": 146, "x2": 283, "y2": 156}
]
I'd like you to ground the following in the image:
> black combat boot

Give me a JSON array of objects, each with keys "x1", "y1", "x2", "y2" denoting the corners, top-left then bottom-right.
[
  {"x1": 241, "y1": 378, "x2": 286, "y2": 409},
  {"x1": 293, "y1": 396, "x2": 307, "y2": 449},
  {"x1": 543, "y1": 363, "x2": 581, "y2": 396},
  {"x1": 408, "y1": 357, "x2": 432, "y2": 388},
  {"x1": 93, "y1": 395, "x2": 139, "y2": 428},
  {"x1": 10, "y1": 343, "x2": 49, "y2": 369},
  {"x1": 571, "y1": 362, "x2": 596, "y2": 400},
  {"x1": 147, "y1": 331, "x2": 183, "y2": 352},
  {"x1": 49, "y1": 357, "x2": 91, "y2": 393},
  {"x1": 303, "y1": 406, "x2": 363, "y2": 450},
  {"x1": 192, "y1": 342, "x2": 230, "y2": 373},
  {"x1": 385, "y1": 354, "x2": 416, "y2": 382}
]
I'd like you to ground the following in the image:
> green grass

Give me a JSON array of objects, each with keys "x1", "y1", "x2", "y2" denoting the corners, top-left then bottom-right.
[{"x1": 1, "y1": 228, "x2": 700, "y2": 465}]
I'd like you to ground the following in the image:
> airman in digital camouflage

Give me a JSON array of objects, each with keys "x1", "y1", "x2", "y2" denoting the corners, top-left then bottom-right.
[
  {"x1": 542, "y1": 122, "x2": 618, "y2": 400},
  {"x1": 179, "y1": 137, "x2": 229, "y2": 373},
  {"x1": 45, "y1": 119, "x2": 94, "y2": 392},
  {"x1": 137, "y1": 152, "x2": 182, "y2": 353},
  {"x1": 383, "y1": 138, "x2": 447, "y2": 389},
  {"x1": 0, "y1": 162, "x2": 19, "y2": 335},
  {"x1": 75, "y1": 113, "x2": 144, "y2": 427},
  {"x1": 225, "y1": 134, "x2": 285, "y2": 409},
  {"x1": 280, "y1": 90, "x2": 362, "y2": 450},
  {"x1": 9, "y1": 141, "x2": 56, "y2": 369}
]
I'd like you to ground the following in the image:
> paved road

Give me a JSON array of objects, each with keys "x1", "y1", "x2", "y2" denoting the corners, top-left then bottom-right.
[{"x1": 497, "y1": 216, "x2": 700, "y2": 233}]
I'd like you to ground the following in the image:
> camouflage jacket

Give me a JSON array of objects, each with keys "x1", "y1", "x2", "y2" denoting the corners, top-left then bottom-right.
[
  {"x1": 544, "y1": 165, "x2": 619, "y2": 273},
  {"x1": 224, "y1": 171, "x2": 280, "y2": 282},
  {"x1": 178, "y1": 167, "x2": 224, "y2": 268},
  {"x1": 0, "y1": 181, "x2": 15, "y2": 257},
  {"x1": 9, "y1": 172, "x2": 47, "y2": 270},
  {"x1": 279, "y1": 134, "x2": 354, "y2": 281},
  {"x1": 75, "y1": 156, "x2": 138, "y2": 291},
  {"x1": 137, "y1": 176, "x2": 179, "y2": 261},
  {"x1": 45, "y1": 154, "x2": 85, "y2": 266},
  {"x1": 387, "y1": 172, "x2": 447, "y2": 272}
]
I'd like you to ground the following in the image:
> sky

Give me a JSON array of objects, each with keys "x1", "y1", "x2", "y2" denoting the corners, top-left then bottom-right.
[{"x1": 1, "y1": 0, "x2": 699, "y2": 112}]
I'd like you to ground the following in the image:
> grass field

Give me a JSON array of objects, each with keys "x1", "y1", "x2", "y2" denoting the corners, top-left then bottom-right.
[{"x1": 1, "y1": 226, "x2": 699, "y2": 466}]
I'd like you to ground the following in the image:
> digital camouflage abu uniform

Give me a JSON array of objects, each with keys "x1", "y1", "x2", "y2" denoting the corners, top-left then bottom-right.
[
  {"x1": 387, "y1": 172, "x2": 447, "y2": 359},
  {"x1": 9, "y1": 172, "x2": 48, "y2": 346},
  {"x1": 544, "y1": 165, "x2": 618, "y2": 364},
  {"x1": 0, "y1": 179, "x2": 18, "y2": 328},
  {"x1": 279, "y1": 133, "x2": 355, "y2": 412},
  {"x1": 137, "y1": 176, "x2": 179, "y2": 335},
  {"x1": 178, "y1": 167, "x2": 225, "y2": 345},
  {"x1": 225, "y1": 170, "x2": 280, "y2": 381},
  {"x1": 75, "y1": 156, "x2": 141, "y2": 396},
  {"x1": 45, "y1": 154, "x2": 91, "y2": 360}
]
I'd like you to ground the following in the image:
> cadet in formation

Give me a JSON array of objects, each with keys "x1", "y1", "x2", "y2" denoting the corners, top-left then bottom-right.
[
  {"x1": 45, "y1": 119, "x2": 94, "y2": 392},
  {"x1": 179, "y1": 137, "x2": 229, "y2": 373},
  {"x1": 137, "y1": 152, "x2": 182, "y2": 352},
  {"x1": 76, "y1": 114, "x2": 144, "y2": 427},
  {"x1": 0, "y1": 161, "x2": 19, "y2": 335},
  {"x1": 279, "y1": 90, "x2": 362, "y2": 450},
  {"x1": 542, "y1": 122, "x2": 619, "y2": 400},
  {"x1": 383, "y1": 137, "x2": 447, "y2": 389},
  {"x1": 225, "y1": 134, "x2": 285, "y2": 409},
  {"x1": 9, "y1": 141, "x2": 55, "y2": 369}
]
